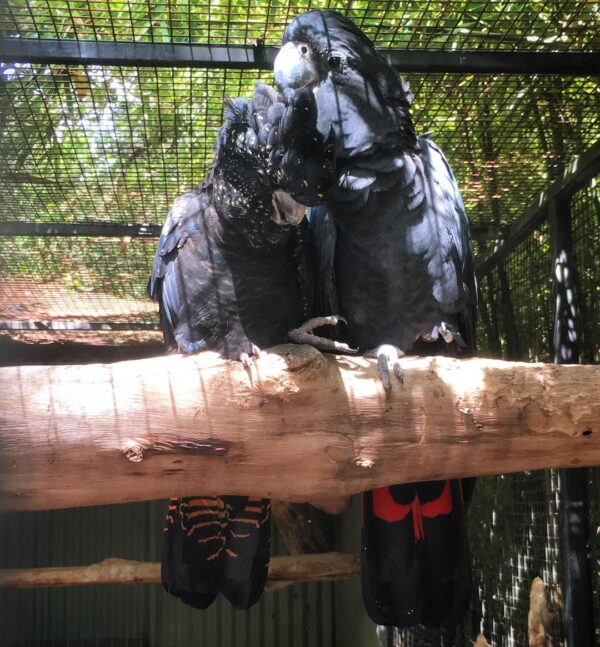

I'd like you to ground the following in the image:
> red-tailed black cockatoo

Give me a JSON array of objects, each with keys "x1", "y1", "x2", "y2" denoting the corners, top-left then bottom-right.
[
  {"x1": 274, "y1": 11, "x2": 477, "y2": 627},
  {"x1": 148, "y1": 82, "x2": 343, "y2": 611}
]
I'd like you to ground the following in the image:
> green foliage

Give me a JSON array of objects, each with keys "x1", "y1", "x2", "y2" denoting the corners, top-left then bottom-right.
[
  {"x1": 0, "y1": 1, "x2": 598, "y2": 319},
  {"x1": 2, "y1": 0, "x2": 598, "y2": 49}
]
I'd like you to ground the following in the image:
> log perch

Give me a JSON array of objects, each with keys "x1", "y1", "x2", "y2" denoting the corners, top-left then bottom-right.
[
  {"x1": 1, "y1": 344, "x2": 599, "y2": 512},
  {"x1": 0, "y1": 552, "x2": 360, "y2": 592}
]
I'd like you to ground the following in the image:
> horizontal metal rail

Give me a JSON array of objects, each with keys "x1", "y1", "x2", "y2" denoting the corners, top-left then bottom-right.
[
  {"x1": 0, "y1": 221, "x2": 161, "y2": 237},
  {"x1": 476, "y1": 139, "x2": 600, "y2": 275},
  {"x1": 0, "y1": 220, "x2": 505, "y2": 240},
  {"x1": 0, "y1": 320, "x2": 160, "y2": 331},
  {"x1": 1, "y1": 38, "x2": 599, "y2": 75}
]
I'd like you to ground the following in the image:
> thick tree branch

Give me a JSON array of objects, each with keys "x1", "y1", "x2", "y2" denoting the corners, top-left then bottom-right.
[
  {"x1": 1, "y1": 344, "x2": 598, "y2": 512},
  {"x1": 0, "y1": 552, "x2": 360, "y2": 592}
]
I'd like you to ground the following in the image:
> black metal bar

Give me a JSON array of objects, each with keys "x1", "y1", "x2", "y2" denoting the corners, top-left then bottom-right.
[
  {"x1": 475, "y1": 139, "x2": 600, "y2": 275},
  {"x1": 0, "y1": 39, "x2": 274, "y2": 70},
  {"x1": 0, "y1": 220, "x2": 503, "y2": 240},
  {"x1": 0, "y1": 221, "x2": 162, "y2": 237},
  {"x1": 549, "y1": 196, "x2": 594, "y2": 647},
  {"x1": 380, "y1": 49, "x2": 600, "y2": 75},
  {"x1": 1, "y1": 38, "x2": 599, "y2": 75},
  {"x1": 0, "y1": 320, "x2": 160, "y2": 331}
]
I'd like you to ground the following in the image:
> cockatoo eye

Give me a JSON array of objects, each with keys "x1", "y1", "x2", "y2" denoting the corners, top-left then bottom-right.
[{"x1": 328, "y1": 55, "x2": 342, "y2": 69}]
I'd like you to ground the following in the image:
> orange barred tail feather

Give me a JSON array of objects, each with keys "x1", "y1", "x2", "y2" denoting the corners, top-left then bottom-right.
[
  {"x1": 362, "y1": 479, "x2": 474, "y2": 627},
  {"x1": 221, "y1": 497, "x2": 271, "y2": 609},
  {"x1": 161, "y1": 495, "x2": 271, "y2": 610}
]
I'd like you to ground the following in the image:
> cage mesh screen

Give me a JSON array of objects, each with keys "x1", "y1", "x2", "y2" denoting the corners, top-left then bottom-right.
[
  {"x1": 572, "y1": 176, "x2": 600, "y2": 364},
  {"x1": 2, "y1": 66, "x2": 597, "y2": 228},
  {"x1": 1, "y1": 61, "x2": 599, "y2": 336},
  {"x1": 478, "y1": 223, "x2": 553, "y2": 362},
  {"x1": 395, "y1": 171, "x2": 600, "y2": 646},
  {"x1": 395, "y1": 225, "x2": 561, "y2": 647},
  {"x1": 1, "y1": 0, "x2": 599, "y2": 50},
  {"x1": 394, "y1": 471, "x2": 563, "y2": 647},
  {"x1": 571, "y1": 177, "x2": 600, "y2": 645}
]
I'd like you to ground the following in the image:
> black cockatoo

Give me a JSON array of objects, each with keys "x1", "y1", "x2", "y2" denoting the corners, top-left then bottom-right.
[
  {"x1": 274, "y1": 11, "x2": 477, "y2": 627},
  {"x1": 148, "y1": 82, "x2": 340, "y2": 610}
]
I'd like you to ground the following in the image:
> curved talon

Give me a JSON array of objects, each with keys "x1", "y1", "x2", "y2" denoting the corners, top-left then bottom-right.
[
  {"x1": 251, "y1": 344, "x2": 262, "y2": 357},
  {"x1": 288, "y1": 315, "x2": 358, "y2": 355},
  {"x1": 377, "y1": 352, "x2": 392, "y2": 391},
  {"x1": 239, "y1": 352, "x2": 253, "y2": 370},
  {"x1": 392, "y1": 360, "x2": 404, "y2": 383},
  {"x1": 239, "y1": 351, "x2": 257, "y2": 386}
]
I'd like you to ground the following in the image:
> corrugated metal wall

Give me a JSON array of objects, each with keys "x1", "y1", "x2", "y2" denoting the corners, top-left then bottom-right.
[{"x1": 0, "y1": 500, "x2": 336, "y2": 646}]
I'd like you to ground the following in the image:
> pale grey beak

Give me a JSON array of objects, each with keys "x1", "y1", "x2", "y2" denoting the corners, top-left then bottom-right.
[
  {"x1": 274, "y1": 41, "x2": 319, "y2": 90},
  {"x1": 271, "y1": 189, "x2": 306, "y2": 225}
]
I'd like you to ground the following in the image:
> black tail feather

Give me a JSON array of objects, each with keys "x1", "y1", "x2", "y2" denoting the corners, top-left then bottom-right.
[
  {"x1": 221, "y1": 497, "x2": 271, "y2": 609},
  {"x1": 161, "y1": 496, "x2": 271, "y2": 610},
  {"x1": 362, "y1": 479, "x2": 472, "y2": 627}
]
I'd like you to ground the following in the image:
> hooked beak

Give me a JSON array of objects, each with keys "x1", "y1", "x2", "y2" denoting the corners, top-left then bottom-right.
[
  {"x1": 271, "y1": 189, "x2": 306, "y2": 226},
  {"x1": 274, "y1": 41, "x2": 319, "y2": 91}
]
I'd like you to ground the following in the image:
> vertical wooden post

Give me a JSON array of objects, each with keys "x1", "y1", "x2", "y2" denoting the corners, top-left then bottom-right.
[{"x1": 550, "y1": 196, "x2": 594, "y2": 647}]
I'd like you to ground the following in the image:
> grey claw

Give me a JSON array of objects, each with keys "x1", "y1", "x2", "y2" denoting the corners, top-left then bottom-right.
[
  {"x1": 392, "y1": 361, "x2": 404, "y2": 384},
  {"x1": 251, "y1": 344, "x2": 262, "y2": 357},
  {"x1": 288, "y1": 315, "x2": 357, "y2": 355},
  {"x1": 370, "y1": 344, "x2": 405, "y2": 391},
  {"x1": 239, "y1": 352, "x2": 253, "y2": 370},
  {"x1": 440, "y1": 321, "x2": 454, "y2": 344},
  {"x1": 377, "y1": 353, "x2": 392, "y2": 391}
]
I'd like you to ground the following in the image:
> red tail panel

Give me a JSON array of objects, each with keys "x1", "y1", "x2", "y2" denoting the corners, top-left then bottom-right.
[
  {"x1": 372, "y1": 487, "x2": 411, "y2": 522},
  {"x1": 420, "y1": 479, "x2": 453, "y2": 519}
]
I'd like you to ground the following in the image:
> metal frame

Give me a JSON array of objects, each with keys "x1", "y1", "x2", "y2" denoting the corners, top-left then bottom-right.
[
  {"x1": 550, "y1": 196, "x2": 594, "y2": 647},
  {"x1": 2, "y1": 38, "x2": 599, "y2": 75},
  {"x1": 475, "y1": 139, "x2": 600, "y2": 275},
  {"x1": 0, "y1": 222, "x2": 161, "y2": 237},
  {"x1": 0, "y1": 320, "x2": 159, "y2": 331},
  {"x1": 0, "y1": 221, "x2": 504, "y2": 241}
]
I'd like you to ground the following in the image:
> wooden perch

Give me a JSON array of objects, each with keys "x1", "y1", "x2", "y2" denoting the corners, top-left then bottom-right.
[
  {"x1": 0, "y1": 552, "x2": 360, "y2": 593},
  {"x1": 1, "y1": 344, "x2": 598, "y2": 512}
]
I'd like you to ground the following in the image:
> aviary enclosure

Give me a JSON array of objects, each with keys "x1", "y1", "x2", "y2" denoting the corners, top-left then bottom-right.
[{"x1": 0, "y1": 2, "x2": 599, "y2": 646}]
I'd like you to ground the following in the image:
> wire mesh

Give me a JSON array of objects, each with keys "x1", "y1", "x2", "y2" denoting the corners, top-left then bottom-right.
[
  {"x1": 1, "y1": 59, "x2": 599, "y2": 334},
  {"x1": 396, "y1": 224, "x2": 561, "y2": 646},
  {"x1": 571, "y1": 176, "x2": 600, "y2": 364},
  {"x1": 395, "y1": 188, "x2": 589, "y2": 645},
  {"x1": 393, "y1": 471, "x2": 564, "y2": 647},
  {"x1": 0, "y1": 2, "x2": 598, "y2": 645},
  {"x1": 477, "y1": 222, "x2": 553, "y2": 362},
  {"x1": 1, "y1": 0, "x2": 599, "y2": 51},
  {"x1": 4, "y1": 65, "x2": 597, "y2": 230},
  {"x1": 0, "y1": 64, "x2": 273, "y2": 225},
  {"x1": 0, "y1": 235, "x2": 160, "y2": 343},
  {"x1": 571, "y1": 177, "x2": 600, "y2": 645}
]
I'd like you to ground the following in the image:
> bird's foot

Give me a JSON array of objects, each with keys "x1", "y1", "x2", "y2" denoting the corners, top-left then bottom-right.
[
  {"x1": 365, "y1": 344, "x2": 405, "y2": 390},
  {"x1": 239, "y1": 344, "x2": 261, "y2": 372},
  {"x1": 288, "y1": 316, "x2": 358, "y2": 354},
  {"x1": 421, "y1": 321, "x2": 455, "y2": 345}
]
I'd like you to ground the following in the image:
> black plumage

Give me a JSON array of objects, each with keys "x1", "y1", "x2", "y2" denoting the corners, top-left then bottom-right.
[
  {"x1": 275, "y1": 11, "x2": 477, "y2": 627},
  {"x1": 149, "y1": 82, "x2": 333, "y2": 610}
]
